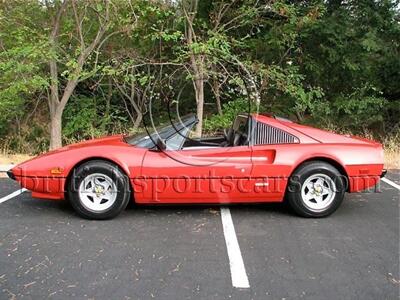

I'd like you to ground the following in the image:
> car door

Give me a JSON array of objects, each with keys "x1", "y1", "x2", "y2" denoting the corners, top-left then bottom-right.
[{"x1": 140, "y1": 145, "x2": 253, "y2": 203}]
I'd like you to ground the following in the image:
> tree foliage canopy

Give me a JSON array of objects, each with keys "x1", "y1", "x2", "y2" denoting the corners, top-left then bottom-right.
[{"x1": 0, "y1": 0, "x2": 398, "y2": 153}]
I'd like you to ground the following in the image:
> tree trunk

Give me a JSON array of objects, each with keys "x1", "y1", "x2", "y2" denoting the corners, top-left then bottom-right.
[
  {"x1": 48, "y1": 80, "x2": 77, "y2": 150},
  {"x1": 48, "y1": 0, "x2": 67, "y2": 150},
  {"x1": 45, "y1": 0, "x2": 110, "y2": 150},
  {"x1": 184, "y1": 1, "x2": 204, "y2": 137},
  {"x1": 105, "y1": 77, "x2": 112, "y2": 119},
  {"x1": 295, "y1": 111, "x2": 303, "y2": 123},
  {"x1": 194, "y1": 77, "x2": 204, "y2": 137},
  {"x1": 49, "y1": 109, "x2": 63, "y2": 149},
  {"x1": 48, "y1": 67, "x2": 62, "y2": 150},
  {"x1": 214, "y1": 79, "x2": 223, "y2": 115},
  {"x1": 133, "y1": 112, "x2": 143, "y2": 130},
  {"x1": 189, "y1": 54, "x2": 205, "y2": 137}
]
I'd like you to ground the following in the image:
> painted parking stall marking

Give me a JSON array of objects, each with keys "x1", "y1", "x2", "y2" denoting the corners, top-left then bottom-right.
[
  {"x1": 0, "y1": 188, "x2": 27, "y2": 204},
  {"x1": 220, "y1": 207, "x2": 250, "y2": 289},
  {"x1": 381, "y1": 178, "x2": 400, "y2": 191}
]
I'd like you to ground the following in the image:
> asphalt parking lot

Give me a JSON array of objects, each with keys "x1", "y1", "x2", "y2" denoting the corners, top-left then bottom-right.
[{"x1": 0, "y1": 171, "x2": 399, "y2": 300}]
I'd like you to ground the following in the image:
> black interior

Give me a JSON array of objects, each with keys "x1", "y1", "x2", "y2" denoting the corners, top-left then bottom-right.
[
  {"x1": 182, "y1": 136, "x2": 225, "y2": 148},
  {"x1": 182, "y1": 115, "x2": 250, "y2": 149}
]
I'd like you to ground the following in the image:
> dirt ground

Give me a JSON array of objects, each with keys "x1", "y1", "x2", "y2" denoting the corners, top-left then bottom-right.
[{"x1": 0, "y1": 154, "x2": 33, "y2": 165}]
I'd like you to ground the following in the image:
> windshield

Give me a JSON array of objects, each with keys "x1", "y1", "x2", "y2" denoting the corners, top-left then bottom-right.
[{"x1": 125, "y1": 114, "x2": 197, "y2": 150}]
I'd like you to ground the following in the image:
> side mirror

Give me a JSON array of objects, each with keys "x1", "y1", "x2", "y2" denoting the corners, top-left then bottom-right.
[{"x1": 152, "y1": 138, "x2": 166, "y2": 151}]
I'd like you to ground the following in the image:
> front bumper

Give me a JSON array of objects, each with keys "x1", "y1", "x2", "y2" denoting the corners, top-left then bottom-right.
[
  {"x1": 7, "y1": 170, "x2": 16, "y2": 180},
  {"x1": 381, "y1": 169, "x2": 387, "y2": 178}
]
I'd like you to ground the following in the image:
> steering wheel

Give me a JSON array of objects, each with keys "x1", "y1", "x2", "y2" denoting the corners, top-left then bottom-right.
[
  {"x1": 224, "y1": 128, "x2": 234, "y2": 143},
  {"x1": 223, "y1": 128, "x2": 230, "y2": 140}
]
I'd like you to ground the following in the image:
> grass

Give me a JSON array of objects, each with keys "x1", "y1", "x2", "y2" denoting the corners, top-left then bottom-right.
[
  {"x1": 384, "y1": 149, "x2": 400, "y2": 169},
  {"x1": 383, "y1": 133, "x2": 400, "y2": 169}
]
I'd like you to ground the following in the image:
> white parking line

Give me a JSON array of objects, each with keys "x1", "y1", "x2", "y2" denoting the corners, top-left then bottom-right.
[
  {"x1": 0, "y1": 188, "x2": 27, "y2": 204},
  {"x1": 220, "y1": 207, "x2": 250, "y2": 289},
  {"x1": 382, "y1": 178, "x2": 400, "y2": 191}
]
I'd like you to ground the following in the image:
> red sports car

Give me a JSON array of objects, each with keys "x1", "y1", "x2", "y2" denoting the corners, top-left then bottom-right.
[{"x1": 8, "y1": 113, "x2": 386, "y2": 219}]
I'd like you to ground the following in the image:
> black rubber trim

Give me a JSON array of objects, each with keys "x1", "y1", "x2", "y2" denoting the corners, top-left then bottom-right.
[
  {"x1": 10, "y1": 175, "x2": 66, "y2": 179},
  {"x1": 381, "y1": 169, "x2": 387, "y2": 178},
  {"x1": 7, "y1": 170, "x2": 16, "y2": 180}
]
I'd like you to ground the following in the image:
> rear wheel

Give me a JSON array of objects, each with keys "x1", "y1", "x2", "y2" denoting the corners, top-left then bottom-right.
[
  {"x1": 67, "y1": 160, "x2": 131, "y2": 220},
  {"x1": 286, "y1": 161, "x2": 346, "y2": 217}
]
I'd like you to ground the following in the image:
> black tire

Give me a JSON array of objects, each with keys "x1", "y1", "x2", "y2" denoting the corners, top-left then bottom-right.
[
  {"x1": 286, "y1": 161, "x2": 346, "y2": 218},
  {"x1": 67, "y1": 160, "x2": 131, "y2": 220}
]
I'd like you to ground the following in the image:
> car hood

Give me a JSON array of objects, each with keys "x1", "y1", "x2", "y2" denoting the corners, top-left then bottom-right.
[
  {"x1": 64, "y1": 134, "x2": 125, "y2": 149},
  {"x1": 15, "y1": 135, "x2": 129, "y2": 166},
  {"x1": 44, "y1": 135, "x2": 126, "y2": 156},
  {"x1": 11, "y1": 134, "x2": 144, "y2": 179}
]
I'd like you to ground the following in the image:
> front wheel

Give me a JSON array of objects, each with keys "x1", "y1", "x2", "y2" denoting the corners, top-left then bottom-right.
[
  {"x1": 286, "y1": 161, "x2": 346, "y2": 217},
  {"x1": 67, "y1": 160, "x2": 131, "y2": 220}
]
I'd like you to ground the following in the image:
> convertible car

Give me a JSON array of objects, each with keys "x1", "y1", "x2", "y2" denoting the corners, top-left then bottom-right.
[{"x1": 8, "y1": 113, "x2": 386, "y2": 219}]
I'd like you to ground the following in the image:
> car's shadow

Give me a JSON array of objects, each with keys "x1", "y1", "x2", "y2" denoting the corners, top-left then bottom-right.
[
  {"x1": 19, "y1": 196, "x2": 293, "y2": 220},
  {"x1": 127, "y1": 201, "x2": 292, "y2": 216}
]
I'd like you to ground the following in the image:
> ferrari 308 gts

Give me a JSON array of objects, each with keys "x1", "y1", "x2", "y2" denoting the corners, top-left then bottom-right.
[{"x1": 8, "y1": 113, "x2": 386, "y2": 219}]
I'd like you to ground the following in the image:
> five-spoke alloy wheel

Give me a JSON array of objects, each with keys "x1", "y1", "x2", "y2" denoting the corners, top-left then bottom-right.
[
  {"x1": 78, "y1": 173, "x2": 118, "y2": 212},
  {"x1": 286, "y1": 161, "x2": 346, "y2": 217},
  {"x1": 68, "y1": 160, "x2": 131, "y2": 220}
]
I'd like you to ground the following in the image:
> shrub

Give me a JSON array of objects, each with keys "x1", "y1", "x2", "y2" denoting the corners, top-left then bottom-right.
[{"x1": 203, "y1": 98, "x2": 263, "y2": 133}]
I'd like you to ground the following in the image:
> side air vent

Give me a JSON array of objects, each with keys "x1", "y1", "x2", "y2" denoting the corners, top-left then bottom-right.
[{"x1": 254, "y1": 122, "x2": 299, "y2": 145}]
